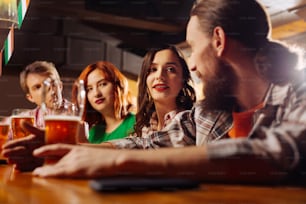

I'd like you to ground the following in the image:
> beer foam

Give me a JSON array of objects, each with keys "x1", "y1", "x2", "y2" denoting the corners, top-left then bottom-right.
[
  {"x1": 11, "y1": 115, "x2": 34, "y2": 119},
  {"x1": 44, "y1": 115, "x2": 80, "y2": 121}
]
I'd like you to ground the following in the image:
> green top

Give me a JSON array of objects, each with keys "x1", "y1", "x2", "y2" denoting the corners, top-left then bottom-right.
[{"x1": 88, "y1": 113, "x2": 136, "y2": 144}]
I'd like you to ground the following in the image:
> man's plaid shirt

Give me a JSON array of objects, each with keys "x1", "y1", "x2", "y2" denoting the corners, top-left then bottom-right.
[{"x1": 111, "y1": 81, "x2": 306, "y2": 171}]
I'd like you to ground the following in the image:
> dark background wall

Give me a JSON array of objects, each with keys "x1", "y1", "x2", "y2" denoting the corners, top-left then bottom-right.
[{"x1": 0, "y1": 7, "x2": 141, "y2": 115}]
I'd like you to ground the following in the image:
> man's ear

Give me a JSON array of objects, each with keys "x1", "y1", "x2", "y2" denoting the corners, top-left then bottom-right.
[
  {"x1": 26, "y1": 93, "x2": 35, "y2": 104},
  {"x1": 59, "y1": 81, "x2": 63, "y2": 91},
  {"x1": 212, "y1": 26, "x2": 226, "y2": 57}
]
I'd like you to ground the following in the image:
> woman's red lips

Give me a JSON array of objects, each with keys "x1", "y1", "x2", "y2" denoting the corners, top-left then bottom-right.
[
  {"x1": 95, "y1": 98, "x2": 105, "y2": 104},
  {"x1": 153, "y1": 84, "x2": 168, "y2": 91}
]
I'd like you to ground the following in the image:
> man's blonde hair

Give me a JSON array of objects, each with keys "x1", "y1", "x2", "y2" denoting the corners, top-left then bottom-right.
[{"x1": 20, "y1": 61, "x2": 61, "y2": 93}]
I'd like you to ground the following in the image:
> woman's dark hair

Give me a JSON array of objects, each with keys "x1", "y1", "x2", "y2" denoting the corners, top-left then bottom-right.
[
  {"x1": 135, "y1": 45, "x2": 196, "y2": 137},
  {"x1": 191, "y1": 0, "x2": 301, "y2": 84}
]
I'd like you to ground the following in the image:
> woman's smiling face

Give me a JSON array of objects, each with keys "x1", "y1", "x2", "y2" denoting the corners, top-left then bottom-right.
[{"x1": 146, "y1": 49, "x2": 184, "y2": 105}]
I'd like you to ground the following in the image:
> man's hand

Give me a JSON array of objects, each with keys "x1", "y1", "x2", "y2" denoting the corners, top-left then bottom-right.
[{"x1": 32, "y1": 144, "x2": 122, "y2": 178}]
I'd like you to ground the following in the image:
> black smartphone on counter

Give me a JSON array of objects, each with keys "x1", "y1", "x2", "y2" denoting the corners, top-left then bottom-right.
[{"x1": 89, "y1": 177, "x2": 200, "y2": 192}]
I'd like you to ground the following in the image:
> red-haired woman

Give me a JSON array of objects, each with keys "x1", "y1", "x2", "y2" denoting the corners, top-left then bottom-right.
[{"x1": 78, "y1": 61, "x2": 135, "y2": 143}]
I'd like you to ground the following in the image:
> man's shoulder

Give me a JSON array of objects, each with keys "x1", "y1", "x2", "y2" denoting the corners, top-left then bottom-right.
[
  {"x1": 192, "y1": 100, "x2": 228, "y2": 115},
  {"x1": 285, "y1": 80, "x2": 306, "y2": 101},
  {"x1": 292, "y1": 80, "x2": 306, "y2": 93},
  {"x1": 288, "y1": 70, "x2": 306, "y2": 93},
  {"x1": 169, "y1": 100, "x2": 229, "y2": 125}
]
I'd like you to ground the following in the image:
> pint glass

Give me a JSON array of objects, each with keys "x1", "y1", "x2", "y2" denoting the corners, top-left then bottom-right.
[
  {"x1": 0, "y1": 116, "x2": 10, "y2": 160},
  {"x1": 11, "y1": 109, "x2": 35, "y2": 139},
  {"x1": 44, "y1": 115, "x2": 80, "y2": 145},
  {"x1": 42, "y1": 78, "x2": 85, "y2": 163}
]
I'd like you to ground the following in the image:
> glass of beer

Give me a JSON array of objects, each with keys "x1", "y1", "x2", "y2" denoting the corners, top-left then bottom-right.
[
  {"x1": 0, "y1": 116, "x2": 10, "y2": 160},
  {"x1": 11, "y1": 109, "x2": 35, "y2": 139},
  {"x1": 42, "y1": 78, "x2": 85, "y2": 163}
]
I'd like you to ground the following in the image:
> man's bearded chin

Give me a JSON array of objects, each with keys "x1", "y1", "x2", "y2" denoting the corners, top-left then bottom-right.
[{"x1": 202, "y1": 55, "x2": 237, "y2": 111}]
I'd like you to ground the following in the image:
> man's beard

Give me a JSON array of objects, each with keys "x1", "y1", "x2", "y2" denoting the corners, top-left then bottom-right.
[{"x1": 201, "y1": 45, "x2": 237, "y2": 111}]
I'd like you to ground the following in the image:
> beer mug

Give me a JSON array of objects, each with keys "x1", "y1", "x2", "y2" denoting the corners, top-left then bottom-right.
[
  {"x1": 11, "y1": 109, "x2": 35, "y2": 139},
  {"x1": 0, "y1": 116, "x2": 10, "y2": 160},
  {"x1": 42, "y1": 77, "x2": 85, "y2": 147}
]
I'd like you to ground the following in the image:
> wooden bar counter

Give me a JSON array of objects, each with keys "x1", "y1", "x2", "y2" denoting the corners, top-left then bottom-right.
[{"x1": 1, "y1": 164, "x2": 306, "y2": 204}]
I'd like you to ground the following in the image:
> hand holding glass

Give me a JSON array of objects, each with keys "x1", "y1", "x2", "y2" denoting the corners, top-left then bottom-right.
[{"x1": 42, "y1": 78, "x2": 85, "y2": 163}]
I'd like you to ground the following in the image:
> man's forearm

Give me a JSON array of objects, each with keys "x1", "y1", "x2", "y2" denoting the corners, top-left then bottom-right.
[
  {"x1": 79, "y1": 142, "x2": 115, "y2": 149},
  {"x1": 115, "y1": 146, "x2": 285, "y2": 183}
]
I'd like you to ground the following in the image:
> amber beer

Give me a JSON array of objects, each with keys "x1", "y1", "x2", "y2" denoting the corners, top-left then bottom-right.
[
  {"x1": 0, "y1": 124, "x2": 9, "y2": 140},
  {"x1": 45, "y1": 115, "x2": 79, "y2": 144},
  {"x1": 0, "y1": 124, "x2": 9, "y2": 159},
  {"x1": 44, "y1": 115, "x2": 79, "y2": 164},
  {"x1": 11, "y1": 116, "x2": 35, "y2": 139}
]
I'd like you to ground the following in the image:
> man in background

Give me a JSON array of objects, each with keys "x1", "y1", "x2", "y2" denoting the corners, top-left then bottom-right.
[
  {"x1": 19, "y1": 61, "x2": 62, "y2": 129},
  {"x1": 4, "y1": 61, "x2": 62, "y2": 170}
]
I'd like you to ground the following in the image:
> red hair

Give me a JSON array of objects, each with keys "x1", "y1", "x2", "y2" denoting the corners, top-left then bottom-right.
[{"x1": 77, "y1": 61, "x2": 134, "y2": 127}]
